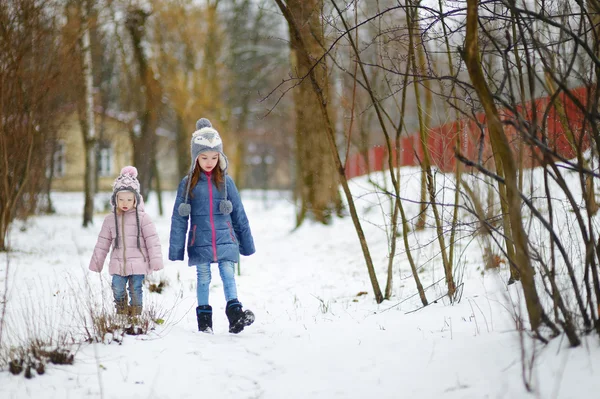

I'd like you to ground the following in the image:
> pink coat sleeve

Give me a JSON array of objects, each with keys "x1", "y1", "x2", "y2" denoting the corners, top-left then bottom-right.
[
  {"x1": 89, "y1": 216, "x2": 113, "y2": 272},
  {"x1": 141, "y1": 213, "x2": 164, "y2": 271}
]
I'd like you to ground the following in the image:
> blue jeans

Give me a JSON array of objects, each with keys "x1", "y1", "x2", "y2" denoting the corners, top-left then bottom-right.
[
  {"x1": 196, "y1": 261, "x2": 238, "y2": 306},
  {"x1": 112, "y1": 274, "x2": 145, "y2": 307}
]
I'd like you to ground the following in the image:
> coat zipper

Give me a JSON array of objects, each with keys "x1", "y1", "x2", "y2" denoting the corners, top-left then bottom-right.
[
  {"x1": 207, "y1": 173, "x2": 218, "y2": 262},
  {"x1": 121, "y1": 213, "x2": 127, "y2": 275}
]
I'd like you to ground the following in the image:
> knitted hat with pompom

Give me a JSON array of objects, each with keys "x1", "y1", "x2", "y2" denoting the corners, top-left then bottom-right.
[{"x1": 178, "y1": 118, "x2": 232, "y2": 217}]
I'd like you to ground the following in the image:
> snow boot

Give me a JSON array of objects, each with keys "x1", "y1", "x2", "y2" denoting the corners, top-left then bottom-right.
[
  {"x1": 225, "y1": 299, "x2": 255, "y2": 334},
  {"x1": 196, "y1": 305, "x2": 213, "y2": 333}
]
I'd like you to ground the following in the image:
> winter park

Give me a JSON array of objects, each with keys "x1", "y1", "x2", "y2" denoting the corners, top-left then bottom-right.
[{"x1": 3, "y1": 0, "x2": 600, "y2": 398}]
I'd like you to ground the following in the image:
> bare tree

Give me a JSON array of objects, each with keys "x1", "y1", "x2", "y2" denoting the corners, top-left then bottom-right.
[
  {"x1": 125, "y1": 7, "x2": 162, "y2": 200},
  {"x1": 275, "y1": 0, "x2": 384, "y2": 302},
  {"x1": 293, "y1": 0, "x2": 600, "y2": 345},
  {"x1": 275, "y1": 0, "x2": 343, "y2": 226},
  {"x1": 461, "y1": 0, "x2": 549, "y2": 335},
  {"x1": 80, "y1": 0, "x2": 97, "y2": 227},
  {"x1": 0, "y1": 0, "x2": 71, "y2": 250}
]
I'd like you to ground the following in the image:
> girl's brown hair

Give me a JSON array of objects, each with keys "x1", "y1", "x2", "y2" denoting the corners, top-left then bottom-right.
[{"x1": 188, "y1": 157, "x2": 225, "y2": 198}]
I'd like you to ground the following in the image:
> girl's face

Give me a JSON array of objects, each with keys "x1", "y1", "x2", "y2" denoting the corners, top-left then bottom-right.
[
  {"x1": 116, "y1": 191, "x2": 136, "y2": 212},
  {"x1": 197, "y1": 151, "x2": 219, "y2": 172}
]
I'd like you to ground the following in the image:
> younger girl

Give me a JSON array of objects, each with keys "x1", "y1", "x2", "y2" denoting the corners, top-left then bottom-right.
[
  {"x1": 169, "y1": 118, "x2": 255, "y2": 334},
  {"x1": 89, "y1": 166, "x2": 164, "y2": 315}
]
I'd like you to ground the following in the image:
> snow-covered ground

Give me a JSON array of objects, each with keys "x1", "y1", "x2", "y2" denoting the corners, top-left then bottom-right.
[{"x1": 1, "y1": 168, "x2": 599, "y2": 399}]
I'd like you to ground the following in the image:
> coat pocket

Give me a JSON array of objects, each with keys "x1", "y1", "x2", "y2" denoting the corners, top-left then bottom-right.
[
  {"x1": 108, "y1": 258, "x2": 121, "y2": 275},
  {"x1": 226, "y1": 221, "x2": 237, "y2": 243}
]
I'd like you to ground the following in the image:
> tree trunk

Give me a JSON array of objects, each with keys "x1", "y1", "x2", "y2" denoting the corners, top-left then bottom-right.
[
  {"x1": 587, "y1": 0, "x2": 600, "y2": 214},
  {"x1": 406, "y1": 3, "x2": 455, "y2": 298},
  {"x1": 437, "y1": 0, "x2": 462, "y2": 275},
  {"x1": 0, "y1": 0, "x2": 68, "y2": 250},
  {"x1": 276, "y1": 0, "x2": 383, "y2": 302},
  {"x1": 43, "y1": 138, "x2": 57, "y2": 214},
  {"x1": 285, "y1": 0, "x2": 342, "y2": 226},
  {"x1": 80, "y1": 0, "x2": 96, "y2": 228},
  {"x1": 415, "y1": 169, "x2": 427, "y2": 230},
  {"x1": 0, "y1": 130, "x2": 35, "y2": 251},
  {"x1": 176, "y1": 115, "x2": 188, "y2": 179},
  {"x1": 152, "y1": 159, "x2": 163, "y2": 216},
  {"x1": 462, "y1": 0, "x2": 546, "y2": 334},
  {"x1": 126, "y1": 8, "x2": 161, "y2": 200}
]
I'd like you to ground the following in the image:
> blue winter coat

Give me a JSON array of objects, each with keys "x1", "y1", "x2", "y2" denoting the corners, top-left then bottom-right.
[{"x1": 169, "y1": 173, "x2": 255, "y2": 265}]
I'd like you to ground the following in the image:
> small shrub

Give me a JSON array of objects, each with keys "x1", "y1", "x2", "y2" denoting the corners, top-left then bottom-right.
[
  {"x1": 35, "y1": 361, "x2": 45, "y2": 375},
  {"x1": 146, "y1": 275, "x2": 169, "y2": 294},
  {"x1": 85, "y1": 310, "x2": 125, "y2": 344},
  {"x1": 124, "y1": 325, "x2": 144, "y2": 335},
  {"x1": 8, "y1": 359, "x2": 23, "y2": 375},
  {"x1": 4, "y1": 342, "x2": 76, "y2": 379},
  {"x1": 42, "y1": 348, "x2": 74, "y2": 365},
  {"x1": 312, "y1": 295, "x2": 331, "y2": 314},
  {"x1": 83, "y1": 301, "x2": 168, "y2": 343},
  {"x1": 148, "y1": 281, "x2": 167, "y2": 294}
]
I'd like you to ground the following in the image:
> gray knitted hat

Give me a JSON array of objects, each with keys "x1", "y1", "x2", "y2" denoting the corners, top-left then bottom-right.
[
  {"x1": 111, "y1": 166, "x2": 142, "y2": 249},
  {"x1": 178, "y1": 118, "x2": 232, "y2": 217}
]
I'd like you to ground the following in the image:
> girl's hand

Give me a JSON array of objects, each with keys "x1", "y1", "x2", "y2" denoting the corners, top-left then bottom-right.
[{"x1": 89, "y1": 263, "x2": 102, "y2": 273}]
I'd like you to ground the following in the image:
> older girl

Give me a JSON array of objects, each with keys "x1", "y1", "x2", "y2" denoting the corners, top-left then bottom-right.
[{"x1": 169, "y1": 118, "x2": 255, "y2": 334}]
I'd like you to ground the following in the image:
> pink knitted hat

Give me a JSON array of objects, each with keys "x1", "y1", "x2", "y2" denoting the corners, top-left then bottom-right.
[{"x1": 112, "y1": 166, "x2": 141, "y2": 200}]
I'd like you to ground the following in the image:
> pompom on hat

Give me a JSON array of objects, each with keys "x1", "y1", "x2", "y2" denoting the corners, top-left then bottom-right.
[
  {"x1": 178, "y1": 118, "x2": 232, "y2": 217},
  {"x1": 111, "y1": 166, "x2": 141, "y2": 203},
  {"x1": 111, "y1": 166, "x2": 143, "y2": 249}
]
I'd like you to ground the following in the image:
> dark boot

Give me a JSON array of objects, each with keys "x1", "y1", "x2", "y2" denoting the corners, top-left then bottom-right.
[
  {"x1": 225, "y1": 299, "x2": 255, "y2": 334},
  {"x1": 196, "y1": 305, "x2": 213, "y2": 333}
]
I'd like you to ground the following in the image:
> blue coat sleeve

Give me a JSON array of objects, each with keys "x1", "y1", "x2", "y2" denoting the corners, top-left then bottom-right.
[
  {"x1": 169, "y1": 178, "x2": 189, "y2": 261},
  {"x1": 227, "y1": 176, "x2": 255, "y2": 256}
]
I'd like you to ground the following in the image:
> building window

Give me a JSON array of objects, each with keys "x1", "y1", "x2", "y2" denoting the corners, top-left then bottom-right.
[
  {"x1": 98, "y1": 142, "x2": 113, "y2": 177},
  {"x1": 53, "y1": 140, "x2": 66, "y2": 177}
]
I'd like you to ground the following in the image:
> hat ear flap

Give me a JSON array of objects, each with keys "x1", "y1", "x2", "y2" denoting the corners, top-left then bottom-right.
[{"x1": 219, "y1": 153, "x2": 227, "y2": 171}]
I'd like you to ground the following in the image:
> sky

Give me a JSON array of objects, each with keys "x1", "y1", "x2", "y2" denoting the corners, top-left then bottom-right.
[{"x1": 1, "y1": 167, "x2": 599, "y2": 399}]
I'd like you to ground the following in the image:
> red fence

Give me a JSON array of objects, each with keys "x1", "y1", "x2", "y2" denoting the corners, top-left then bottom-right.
[{"x1": 345, "y1": 86, "x2": 591, "y2": 178}]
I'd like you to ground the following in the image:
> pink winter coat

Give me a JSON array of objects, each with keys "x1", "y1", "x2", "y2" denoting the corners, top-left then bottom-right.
[{"x1": 89, "y1": 202, "x2": 164, "y2": 276}]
